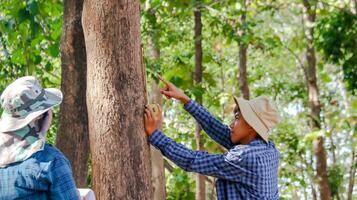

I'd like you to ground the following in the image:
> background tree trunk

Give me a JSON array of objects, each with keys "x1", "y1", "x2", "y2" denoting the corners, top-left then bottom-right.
[
  {"x1": 56, "y1": 0, "x2": 89, "y2": 187},
  {"x1": 149, "y1": 81, "x2": 166, "y2": 200},
  {"x1": 82, "y1": 1, "x2": 153, "y2": 199},
  {"x1": 302, "y1": 1, "x2": 331, "y2": 199},
  {"x1": 194, "y1": 5, "x2": 206, "y2": 200},
  {"x1": 238, "y1": 0, "x2": 250, "y2": 100},
  {"x1": 347, "y1": 149, "x2": 356, "y2": 200},
  {"x1": 148, "y1": 16, "x2": 166, "y2": 199}
]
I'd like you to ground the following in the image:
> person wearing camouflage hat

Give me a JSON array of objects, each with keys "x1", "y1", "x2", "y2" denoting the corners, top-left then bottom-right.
[{"x1": 0, "y1": 76, "x2": 80, "y2": 200}]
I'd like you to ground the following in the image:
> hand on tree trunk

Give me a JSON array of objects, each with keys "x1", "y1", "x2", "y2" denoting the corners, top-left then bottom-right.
[{"x1": 144, "y1": 104, "x2": 162, "y2": 136}]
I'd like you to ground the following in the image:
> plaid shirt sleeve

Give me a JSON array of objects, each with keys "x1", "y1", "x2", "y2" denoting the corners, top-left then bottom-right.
[
  {"x1": 48, "y1": 154, "x2": 80, "y2": 200},
  {"x1": 184, "y1": 100, "x2": 234, "y2": 149},
  {"x1": 149, "y1": 129, "x2": 244, "y2": 182}
]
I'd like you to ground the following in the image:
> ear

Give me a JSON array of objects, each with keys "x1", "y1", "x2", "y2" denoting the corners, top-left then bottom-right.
[{"x1": 233, "y1": 105, "x2": 240, "y2": 114}]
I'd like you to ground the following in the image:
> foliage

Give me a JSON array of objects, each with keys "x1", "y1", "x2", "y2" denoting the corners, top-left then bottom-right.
[
  {"x1": 0, "y1": 0, "x2": 356, "y2": 199},
  {"x1": 315, "y1": 9, "x2": 357, "y2": 94},
  {"x1": 0, "y1": 0, "x2": 63, "y2": 144}
]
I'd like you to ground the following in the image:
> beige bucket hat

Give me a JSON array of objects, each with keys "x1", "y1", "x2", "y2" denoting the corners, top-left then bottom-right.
[
  {"x1": 234, "y1": 96, "x2": 281, "y2": 142},
  {"x1": 0, "y1": 76, "x2": 62, "y2": 132}
]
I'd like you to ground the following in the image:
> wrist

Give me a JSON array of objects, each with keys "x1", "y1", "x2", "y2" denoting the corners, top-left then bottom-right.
[
  {"x1": 149, "y1": 129, "x2": 156, "y2": 136},
  {"x1": 179, "y1": 94, "x2": 190, "y2": 104}
]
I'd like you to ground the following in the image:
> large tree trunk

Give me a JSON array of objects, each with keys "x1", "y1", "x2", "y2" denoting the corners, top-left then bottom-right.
[
  {"x1": 238, "y1": 0, "x2": 250, "y2": 100},
  {"x1": 148, "y1": 16, "x2": 166, "y2": 199},
  {"x1": 82, "y1": 1, "x2": 153, "y2": 199},
  {"x1": 56, "y1": 0, "x2": 89, "y2": 187},
  {"x1": 302, "y1": 1, "x2": 331, "y2": 199},
  {"x1": 194, "y1": 6, "x2": 206, "y2": 200}
]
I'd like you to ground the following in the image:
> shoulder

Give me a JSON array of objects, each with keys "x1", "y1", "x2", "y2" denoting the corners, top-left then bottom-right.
[
  {"x1": 37, "y1": 144, "x2": 71, "y2": 167},
  {"x1": 225, "y1": 144, "x2": 250, "y2": 162},
  {"x1": 226, "y1": 140, "x2": 279, "y2": 162},
  {"x1": 43, "y1": 144, "x2": 65, "y2": 157}
]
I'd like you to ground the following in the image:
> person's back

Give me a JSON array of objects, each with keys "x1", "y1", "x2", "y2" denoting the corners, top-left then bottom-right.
[
  {"x1": 218, "y1": 141, "x2": 279, "y2": 199},
  {"x1": 0, "y1": 144, "x2": 78, "y2": 200}
]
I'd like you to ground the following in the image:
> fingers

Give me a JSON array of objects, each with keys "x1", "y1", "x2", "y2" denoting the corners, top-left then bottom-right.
[
  {"x1": 145, "y1": 107, "x2": 153, "y2": 119},
  {"x1": 144, "y1": 112, "x2": 148, "y2": 123},
  {"x1": 160, "y1": 85, "x2": 169, "y2": 94},
  {"x1": 158, "y1": 75, "x2": 169, "y2": 85},
  {"x1": 161, "y1": 90, "x2": 173, "y2": 99},
  {"x1": 158, "y1": 75, "x2": 174, "y2": 88}
]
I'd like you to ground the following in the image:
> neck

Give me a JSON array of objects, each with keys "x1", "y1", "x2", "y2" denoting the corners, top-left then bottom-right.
[{"x1": 240, "y1": 133, "x2": 258, "y2": 145}]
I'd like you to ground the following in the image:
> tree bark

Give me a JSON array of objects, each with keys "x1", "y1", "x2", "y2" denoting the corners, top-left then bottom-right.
[
  {"x1": 302, "y1": 1, "x2": 331, "y2": 199},
  {"x1": 347, "y1": 149, "x2": 356, "y2": 200},
  {"x1": 82, "y1": 1, "x2": 153, "y2": 199},
  {"x1": 238, "y1": 0, "x2": 250, "y2": 100},
  {"x1": 148, "y1": 21, "x2": 166, "y2": 199},
  {"x1": 194, "y1": 6, "x2": 206, "y2": 200},
  {"x1": 56, "y1": 0, "x2": 89, "y2": 187}
]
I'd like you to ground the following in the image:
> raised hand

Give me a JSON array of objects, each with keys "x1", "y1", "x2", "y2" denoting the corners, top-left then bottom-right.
[{"x1": 158, "y1": 75, "x2": 190, "y2": 104}]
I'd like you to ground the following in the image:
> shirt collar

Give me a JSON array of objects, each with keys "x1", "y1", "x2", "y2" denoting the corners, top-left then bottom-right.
[{"x1": 248, "y1": 138, "x2": 266, "y2": 146}]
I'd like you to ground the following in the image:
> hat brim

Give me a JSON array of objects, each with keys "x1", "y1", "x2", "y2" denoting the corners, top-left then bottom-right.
[
  {"x1": 0, "y1": 88, "x2": 62, "y2": 132},
  {"x1": 234, "y1": 97, "x2": 269, "y2": 142}
]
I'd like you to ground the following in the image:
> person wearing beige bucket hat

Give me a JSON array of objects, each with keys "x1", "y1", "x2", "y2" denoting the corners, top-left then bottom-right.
[
  {"x1": 233, "y1": 96, "x2": 281, "y2": 143},
  {"x1": 144, "y1": 76, "x2": 281, "y2": 200},
  {"x1": 0, "y1": 76, "x2": 80, "y2": 200}
]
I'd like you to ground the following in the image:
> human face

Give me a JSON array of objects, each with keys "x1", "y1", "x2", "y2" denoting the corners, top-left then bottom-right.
[{"x1": 229, "y1": 106, "x2": 256, "y2": 144}]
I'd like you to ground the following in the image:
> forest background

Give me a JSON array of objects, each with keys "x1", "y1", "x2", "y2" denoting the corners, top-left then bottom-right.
[{"x1": 0, "y1": 0, "x2": 356, "y2": 199}]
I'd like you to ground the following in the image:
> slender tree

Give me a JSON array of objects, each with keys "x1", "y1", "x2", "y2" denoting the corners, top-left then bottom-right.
[
  {"x1": 82, "y1": 1, "x2": 153, "y2": 199},
  {"x1": 56, "y1": 0, "x2": 89, "y2": 187},
  {"x1": 302, "y1": 1, "x2": 331, "y2": 199},
  {"x1": 147, "y1": 6, "x2": 166, "y2": 200},
  {"x1": 194, "y1": 2, "x2": 206, "y2": 200},
  {"x1": 347, "y1": 149, "x2": 356, "y2": 200},
  {"x1": 238, "y1": 0, "x2": 250, "y2": 99}
]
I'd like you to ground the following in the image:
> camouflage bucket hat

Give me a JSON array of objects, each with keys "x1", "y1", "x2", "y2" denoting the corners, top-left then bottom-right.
[{"x1": 0, "y1": 76, "x2": 62, "y2": 132}]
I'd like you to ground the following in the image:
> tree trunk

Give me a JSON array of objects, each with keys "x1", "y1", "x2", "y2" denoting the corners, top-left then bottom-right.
[
  {"x1": 307, "y1": 154, "x2": 318, "y2": 200},
  {"x1": 238, "y1": 0, "x2": 250, "y2": 100},
  {"x1": 194, "y1": 6, "x2": 206, "y2": 200},
  {"x1": 149, "y1": 83, "x2": 166, "y2": 200},
  {"x1": 148, "y1": 21, "x2": 166, "y2": 200},
  {"x1": 56, "y1": 0, "x2": 89, "y2": 187},
  {"x1": 347, "y1": 149, "x2": 356, "y2": 200},
  {"x1": 302, "y1": 1, "x2": 331, "y2": 199},
  {"x1": 82, "y1": 1, "x2": 153, "y2": 199}
]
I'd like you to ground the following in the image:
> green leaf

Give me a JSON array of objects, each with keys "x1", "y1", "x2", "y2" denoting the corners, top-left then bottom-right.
[
  {"x1": 48, "y1": 43, "x2": 59, "y2": 57},
  {"x1": 45, "y1": 62, "x2": 53, "y2": 71}
]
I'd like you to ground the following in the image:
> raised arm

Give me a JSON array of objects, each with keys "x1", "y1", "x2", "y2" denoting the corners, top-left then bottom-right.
[
  {"x1": 157, "y1": 75, "x2": 234, "y2": 149},
  {"x1": 149, "y1": 129, "x2": 244, "y2": 182},
  {"x1": 184, "y1": 100, "x2": 234, "y2": 149}
]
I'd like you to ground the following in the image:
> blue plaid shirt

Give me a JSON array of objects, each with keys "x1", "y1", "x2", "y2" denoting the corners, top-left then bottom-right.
[
  {"x1": 0, "y1": 144, "x2": 79, "y2": 200},
  {"x1": 149, "y1": 100, "x2": 280, "y2": 200}
]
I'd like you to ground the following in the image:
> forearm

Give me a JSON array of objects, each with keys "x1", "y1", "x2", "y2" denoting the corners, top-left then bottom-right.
[
  {"x1": 183, "y1": 100, "x2": 234, "y2": 149},
  {"x1": 149, "y1": 129, "x2": 239, "y2": 180},
  {"x1": 149, "y1": 129, "x2": 199, "y2": 171}
]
